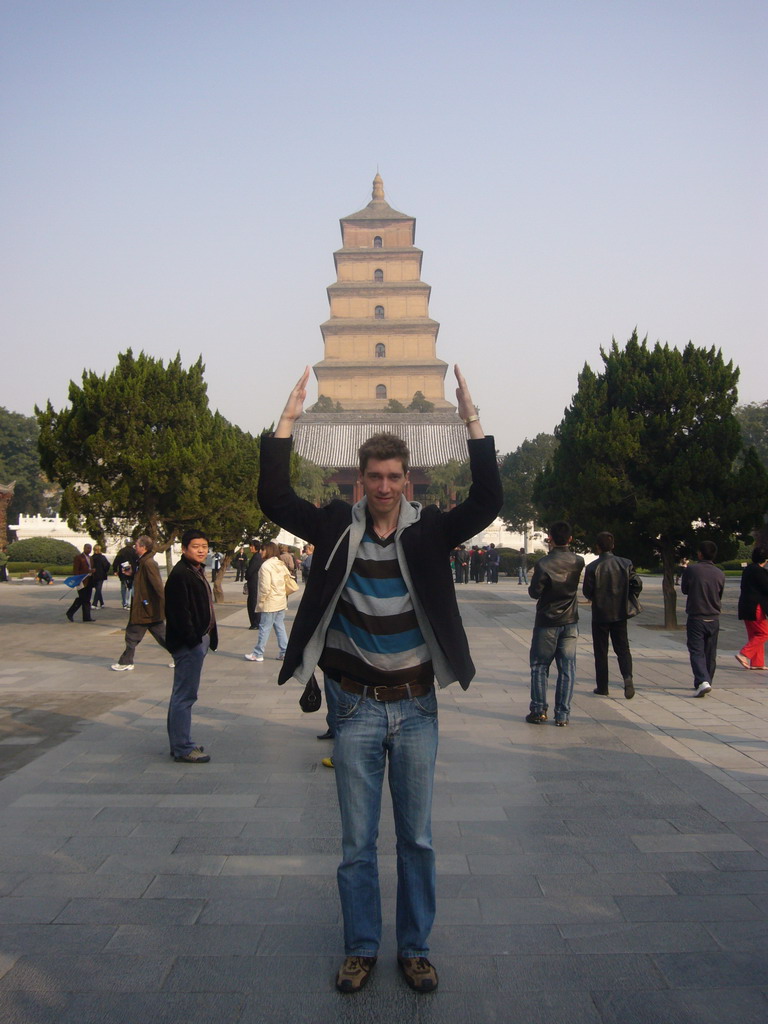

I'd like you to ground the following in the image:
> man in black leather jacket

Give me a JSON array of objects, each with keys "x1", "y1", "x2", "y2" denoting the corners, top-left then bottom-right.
[
  {"x1": 526, "y1": 522, "x2": 584, "y2": 726},
  {"x1": 582, "y1": 532, "x2": 642, "y2": 699}
]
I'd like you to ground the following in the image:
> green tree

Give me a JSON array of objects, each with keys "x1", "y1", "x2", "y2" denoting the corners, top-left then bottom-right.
[
  {"x1": 291, "y1": 453, "x2": 341, "y2": 506},
  {"x1": 0, "y1": 408, "x2": 59, "y2": 525},
  {"x1": 533, "y1": 332, "x2": 768, "y2": 627},
  {"x1": 35, "y1": 351, "x2": 271, "y2": 597},
  {"x1": 500, "y1": 434, "x2": 558, "y2": 533},
  {"x1": 408, "y1": 391, "x2": 434, "y2": 413},
  {"x1": 424, "y1": 460, "x2": 470, "y2": 508},
  {"x1": 309, "y1": 395, "x2": 343, "y2": 412},
  {"x1": 736, "y1": 401, "x2": 768, "y2": 469},
  {"x1": 386, "y1": 399, "x2": 407, "y2": 412}
]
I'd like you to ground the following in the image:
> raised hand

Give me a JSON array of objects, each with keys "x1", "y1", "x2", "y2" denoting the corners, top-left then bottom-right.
[
  {"x1": 276, "y1": 367, "x2": 310, "y2": 437},
  {"x1": 454, "y1": 364, "x2": 484, "y2": 438}
]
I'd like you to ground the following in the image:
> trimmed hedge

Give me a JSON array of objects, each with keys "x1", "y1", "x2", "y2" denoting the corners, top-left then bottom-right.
[
  {"x1": 6, "y1": 537, "x2": 81, "y2": 565},
  {"x1": 7, "y1": 563, "x2": 71, "y2": 575}
]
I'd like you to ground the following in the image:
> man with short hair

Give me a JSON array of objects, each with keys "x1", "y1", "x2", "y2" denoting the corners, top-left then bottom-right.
[
  {"x1": 112, "y1": 539, "x2": 138, "y2": 609},
  {"x1": 681, "y1": 540, "x2": 725, "y2": 697},
  {"x1": 65, "y1": 543, "x2": 95, "y2": 622},
  {"x1": 165, "y1": 530, "x2": 218, "y2": 762},
  {"x1": 526, "y1": 522, "x2": 585, "y2": 726},
  {"x1": 582, "y1": 531, "x2": 642, "y2": 699},
  {"x1": 111, "y1": 536, "x2": 167, "y2": 672},
  {"x1": 258, "y1": 365, "x2": 502, "y2": 995}
]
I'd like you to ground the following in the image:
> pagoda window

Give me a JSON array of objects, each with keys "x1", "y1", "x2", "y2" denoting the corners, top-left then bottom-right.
[
  {"x1": 375, "y1": 344, "x2": 386, "y2": 358},
  {"x1": 374, "y1": 268, "x2": 384, "y2": 282},
  {"x1": 374, "y1": 305, "x2": 385, "y2": 319},
  {"x1": 376, "y1": 384, "x2": 387, "y2": 399},
  {"x1": 373, "y1": 235, "x2": 383, "y2": 248}
]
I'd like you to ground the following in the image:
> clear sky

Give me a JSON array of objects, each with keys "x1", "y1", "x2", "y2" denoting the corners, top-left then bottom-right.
[{"x1": 2, "y1": 0, "x2": 765, "y2": 457}]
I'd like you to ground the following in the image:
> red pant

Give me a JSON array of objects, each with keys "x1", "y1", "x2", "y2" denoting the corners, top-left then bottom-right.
[{"x1": 741, "y1": 605, "x2": 768, "y2": 669}]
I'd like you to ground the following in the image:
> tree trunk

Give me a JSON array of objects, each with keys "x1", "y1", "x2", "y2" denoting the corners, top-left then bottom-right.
[
  {"x1": 212, "y1": 554, "x2": 232, "y2": 604},
  {"x1": 660, "y1": 542, "x2": 678, "y2": 629},
  {"x1": 165, "y1": 547, "x2": 173, "y2": 575}
]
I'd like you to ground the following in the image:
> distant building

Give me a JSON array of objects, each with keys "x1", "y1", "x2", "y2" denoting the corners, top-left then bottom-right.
[{"x1": 295, "y1": 174, "x2": 469, "y2": 503}]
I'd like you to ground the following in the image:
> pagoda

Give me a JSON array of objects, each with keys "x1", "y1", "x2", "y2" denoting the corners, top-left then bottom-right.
[{"x1": 294, "y1": 175, "x2": 467, "y2": 504}]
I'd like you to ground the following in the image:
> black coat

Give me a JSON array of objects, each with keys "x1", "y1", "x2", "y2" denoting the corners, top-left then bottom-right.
[
  {"x1": 582, "y1": 551, "x2": 642, "y2": 623},
  {"x1": 164, "y1": 555, "x2": 218, "y2": 653},
  {"x1": 258, "y1": 434, "x2": 503, "y2": 690},
  {"x1": 738, "y1": 562, "x2": 768, "y2": 621}
]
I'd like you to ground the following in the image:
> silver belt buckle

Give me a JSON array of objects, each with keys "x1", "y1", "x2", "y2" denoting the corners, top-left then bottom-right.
[{"x1": 372, "y1": 686, "x2": 385, "y2": 701}]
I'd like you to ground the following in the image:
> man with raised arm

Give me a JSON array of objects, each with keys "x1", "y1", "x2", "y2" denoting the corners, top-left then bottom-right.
[{"x1": 258, "y1": 366, "x2": 502, "y2": 995}]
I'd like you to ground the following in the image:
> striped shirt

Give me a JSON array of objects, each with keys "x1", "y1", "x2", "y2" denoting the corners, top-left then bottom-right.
[{"x1": 320, "y1": 520, "x2": 433, "y2": 687}]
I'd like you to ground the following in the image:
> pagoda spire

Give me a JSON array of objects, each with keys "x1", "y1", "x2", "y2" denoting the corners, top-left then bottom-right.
[{"x1": 372, "y1": 173, "x2": 385, "y2": 201}]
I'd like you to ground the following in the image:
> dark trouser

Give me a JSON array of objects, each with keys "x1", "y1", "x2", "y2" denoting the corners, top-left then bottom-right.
[
  {"x1": 592, "y1": 619, "x2": 632, "y2": 692},
  {"x1": 118, "y1": 621, "x2": 167, "y2": 665},
  {"x1": 67, "y1": 583, "x2": 94, "y2": 621},
  {"x1": 247, "y1": 584, "x2": 261, "y2": 628},
  {"x1": 686, "y1": 616, "x2": 720, "y2": 688},
  {"x1": 167, "y1": 635, "x2": 210, "y2": 756},
  {"x1": 93, "y1": 579, "x2": 105, "y2": 606}
]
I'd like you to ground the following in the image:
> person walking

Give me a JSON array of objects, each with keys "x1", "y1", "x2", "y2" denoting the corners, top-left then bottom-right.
[
  {"x1": 65, "y1": 544, "x2": 95, "y2": 622},
  {"x1": 258, "y1": 364, "x2": 501, "y2": 995},
  {"x1": 110, "y1": 536, "x2": 167, "y2": 671},
  {"x1": 735, "y1": 545, "x2": 768, "y2": 671},
  {"x1": 165, "y1": 530, "x2": 217, "y2": 763},
  {"x1": 112, "y1": 540, "x2": 138, "y2": 609},
  {"x1": 91, "y1": 544, "x2": 111, "y2": 607},
  {"x1": 517, "y1": 548, "x2": 528, "y2": 585},
  {"x1": 526, "y1": 522, "x2": 584, "y2": 726},
  {"x1": 681, "y1": 540, "x2": 725, "y2": 696},
  {"x1": 245, "y1": 540, "x2": 262, "y2": 629},
  {"x1": 582, "y1": 531, "x2": 642, "y2": 699},
  {"x1": 243, "y1": 542, "x2": 292, "y2": 662}
]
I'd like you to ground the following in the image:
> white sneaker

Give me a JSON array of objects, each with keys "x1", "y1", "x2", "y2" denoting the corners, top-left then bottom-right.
[
  {"x1": 110, "y1": 663, "x2": 134, "y2": 672},
  {"x1": 694, "y1": 681, "x2": 712, "y2": 697},
  {"x1": 167, "y1": 662, "x2": 175, "y2": 668},
  {"x1": 244, "y1": 653, "x2": 264, "y2": 662}
]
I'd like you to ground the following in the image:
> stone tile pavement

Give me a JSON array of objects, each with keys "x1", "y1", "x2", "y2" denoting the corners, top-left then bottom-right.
[{"x1": 0, "y1": 576, "x2": 767, "y2": 1023}]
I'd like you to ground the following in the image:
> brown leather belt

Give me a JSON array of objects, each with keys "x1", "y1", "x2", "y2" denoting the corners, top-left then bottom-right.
[{"x1": 340, "y1": 677, "x2": 434, "y2": 703}]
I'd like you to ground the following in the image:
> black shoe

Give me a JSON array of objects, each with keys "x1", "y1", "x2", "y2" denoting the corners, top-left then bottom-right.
[
  {"x1": 317, "y1": 729, "x2": 334, "y2": 740},
  {"x1": 593, "y1": 687, "x2": 609, "y2": 696},
  {"x1": 525, "y1": 712, "x2": 547, "y2": 724},
  {"x1": 624, "y1": 680, "x2": 635, "y2": 699},
  {"x1": 65, "y1": 612, "x2": 74, "y2": 622}
]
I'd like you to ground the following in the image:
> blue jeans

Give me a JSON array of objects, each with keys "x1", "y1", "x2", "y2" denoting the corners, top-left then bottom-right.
[
  {"x1": 251, "y1": 609, "x2": 287, "y2": 658},
  {"x1": 686, "y1": 616, "x2": 719, "y2": 687},
  {"x1": 167, "y1": 634, "x2": 210, "y2": 756},
  {"x1": 326, "y1": 677, "x2": 438, "y2": 958},
  {"x1": 530, "y1": 623, "x2": 578, "y2": 722},
  {"x1": 120, "y1": 579, "x2": 132, "y2": 608},
  {"x1": 323, "y1": 672, "x2": 340, "y2": 737}
]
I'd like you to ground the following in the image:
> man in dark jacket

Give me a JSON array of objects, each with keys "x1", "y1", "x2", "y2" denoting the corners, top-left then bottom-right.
[
  {"x1": 681, "y1": 540, "x2": 725, "y2": 696},
  {"x1": 164, "y1": 530, "x2": 218, "y2": 763},
  {"x1": 258, "y1": 366, "x2": 502, "y2": 996},
  {"x1": 582, "y1": 532, "x2": 642, "y2": 699},
  {"x1": 526, "y1": 522, "x2": 585, "y2": 726},
  {"x1": 111, "y1": 536, "x2": 167, "y2": 671},
  {"x1": 245, "y1": 540, "x2": 262, "y2": 629},
  {"x1": 65, "y1": 543, "x2": 95, "y2": 622},
  {"x1": 112, "y1": 540, "x2": 138, "y2": 609}
]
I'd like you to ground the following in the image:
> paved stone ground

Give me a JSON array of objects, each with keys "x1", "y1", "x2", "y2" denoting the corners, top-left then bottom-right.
[{"x1": 1, "y1": 575, "x2": 767, "y2": 1023}]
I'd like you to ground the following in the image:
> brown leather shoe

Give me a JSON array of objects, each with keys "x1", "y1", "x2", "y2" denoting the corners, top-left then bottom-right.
[
  {"x1": 336, "y1": 955, "x2": 376, "y2": 993},
  {"x1": 397, "y1": 955, "x2": 438, "y2": 992}
]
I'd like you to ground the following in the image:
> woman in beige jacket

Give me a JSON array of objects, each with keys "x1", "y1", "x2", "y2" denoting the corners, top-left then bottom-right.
[{"x1": 244, "y1": 542, "x2": 292, "y2": 662}]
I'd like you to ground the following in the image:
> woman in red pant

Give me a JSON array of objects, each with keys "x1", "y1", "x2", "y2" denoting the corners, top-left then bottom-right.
[{"x1": 735, "y1": 546, "x2": 768, "y2": 670}]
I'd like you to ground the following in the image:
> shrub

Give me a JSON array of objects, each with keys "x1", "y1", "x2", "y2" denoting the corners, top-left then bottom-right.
[
  {"x1": 7, "y1": 537, "x2": 81, "y2": 565},
  {"x1": 7, "y1": 562, "x2": 71, "y2": 575}
]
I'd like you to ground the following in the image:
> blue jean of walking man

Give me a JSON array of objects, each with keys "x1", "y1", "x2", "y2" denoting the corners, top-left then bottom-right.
[
  {"x1": 529, "y1": 624, "x2": 577, "y2": 723},
  {"x1": 327, "y1": 677, "x2": 438, "y2": 959}
]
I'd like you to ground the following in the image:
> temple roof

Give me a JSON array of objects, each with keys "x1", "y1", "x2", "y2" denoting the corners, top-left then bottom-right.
[
  {"x1": 341, "y1": 173, "x2": 413, "y2": 222},
  {"x1": 292, "y1": 412, "x2": 470, "y2": 469}
]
